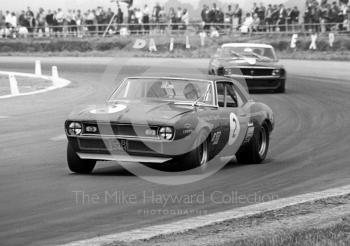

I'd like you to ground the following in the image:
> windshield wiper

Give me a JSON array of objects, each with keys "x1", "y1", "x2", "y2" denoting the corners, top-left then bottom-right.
[
  {"x1": 230, "y1": 50, "x2": 245, "y2": 59},
  {"x1": 247, "y1": 51, "x2": 272, "y2": 61},
  {"x1": 192, "y1": 85, "x2": 211, "y2": 107}
]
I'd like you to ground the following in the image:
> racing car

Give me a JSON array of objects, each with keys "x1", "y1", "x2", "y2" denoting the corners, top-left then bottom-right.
[
  {"x1": 209, "y1": 43, "x2": 286, "y2": 93},
  {"x1": 65, "y1": 75, "x2": 274, "y2": 174}
]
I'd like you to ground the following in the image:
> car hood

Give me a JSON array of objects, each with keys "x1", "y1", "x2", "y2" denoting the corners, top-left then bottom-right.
[
  {"x1": 69, "y1": 100, "x2": 195, "y2": 125},
  {"x1": 215, "y1": 57, "x2": 282, "y2": 68}
]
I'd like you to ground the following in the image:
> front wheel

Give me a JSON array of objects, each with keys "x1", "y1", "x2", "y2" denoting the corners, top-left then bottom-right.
[
  {"x1": 67, "y1": 143, "x2": 96, "y2": 174},
  {"x1": 236, "y1": 123, "x2": 270, "y2": 164},
  {"x1": 181, "y1": 130, "x2": 209, "y2": 171},
  {"x1": 274, "y1": 80, "x2": 286, "y2": 93}
]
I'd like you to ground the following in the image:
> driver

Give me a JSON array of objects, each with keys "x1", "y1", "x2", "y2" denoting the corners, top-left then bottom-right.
[{"x1": 183, "y1": 83, "x2": 200, "y2": 100}]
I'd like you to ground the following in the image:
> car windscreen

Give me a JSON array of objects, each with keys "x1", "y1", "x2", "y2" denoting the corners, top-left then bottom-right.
[
  {"x1": 109, "y1": 78, "x2": 215, "y2": 105},
  {"x1": 221, "y1": 47, "x2": 277, "y2": 60}
]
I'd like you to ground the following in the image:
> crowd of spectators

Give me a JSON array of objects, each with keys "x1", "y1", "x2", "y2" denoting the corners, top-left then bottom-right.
[
  {"x1": 201, "y1": 0, "x2": 349, "y2": 33},
  {"x1": 0, "y1": 0, "x2": 349, "y2": 38}
]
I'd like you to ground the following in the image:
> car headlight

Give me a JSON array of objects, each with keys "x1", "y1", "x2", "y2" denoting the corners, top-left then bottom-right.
[
  {"x1": 224, "y1": 68, "x2": 233, "y2": 75},
  {"x1": 272, "y1": 69, "x2": 281, "y2": 76},
  {"x1": 68, "y1": 122, "x2": 82, "y2": 136},
  {"x1": 159, "y1": 127, "x2": 174, "y2": 140}
]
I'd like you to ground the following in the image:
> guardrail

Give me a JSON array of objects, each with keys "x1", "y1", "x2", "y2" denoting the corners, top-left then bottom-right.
[{"x1": 1, "y1": 21, "x2": 349, "y2": 39}]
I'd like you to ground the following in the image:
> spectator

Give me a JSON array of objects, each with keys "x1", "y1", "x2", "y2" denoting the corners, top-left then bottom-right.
[
  {"x1": 252, "y1": 2, "x2": 259, "y2": 16},
  {"x1": 158, "y1": 7, "x2": 167, "y2": 32},
  {"x1": 201, "y1": 5, "x2": 210, "y2": 31},
  {"x1": 55, "y1": 8, "x2": 64, "y2": 33},
  {"x1": 85, "y1": 9, "x2": 95, "y2": 34},
  {"x1": 277, "y1": 4, "x2": 287, "y2": 31},
  {"x1": 142, "y1": 5, "x2": 150, "y2": 33},
  {"x1": 152, "y1": 3, "x2": 161, "y2": 23},
  {"x1": 241, "y1": 13, "x2": 253, "y2": 32},
  {"x1": 10, "y1": 12, "x2": 17, "y2": 29},
  {"x1": 252, "y1": 13, "x2": 261, "y2": 31},
  {"x1": 5, "y1": 11, "x2": 12, "y2": 28},
  {"x1": 209, "y1": 3, "x2": 219, "y2": 24},
  {"x1": 265, "y1": 4, "x2": 273, "y2": 31},
  {"x1": 116, "y1": 7, "x2": 123, "y2": 25},
  {"x1": 37, "y1": 8, "x2": 46, "y2": 34},
  {"x1": 225, "y1": 5, "x2": 234, "y2": 28},
  {"x1": 0, "y1": 11, "x2": 5, "y2": 29},
  {"x1": 257, "y1": 3, "x2": 266, "y2": 21},
  {"x1": 233, "y1": 4, "x2": 242, "y2": 30},
  {"x1": 271, "y1": 4, "x2": 279, "y2": 30},
  {"x1": 45, "y1": 10, "x2": 54, "y2": 34},
  {"x1": 181, "y1": 8, "x2": 189, "y2": 30},
  {"x1": 290, "y1": 6, "x2": 300, "y2": 31},
  {"x1": 169, "y1": 7, "x2": 177, "y2": 30},
  {"x1": 176, "y1": 7, "x2": 183, "y2": 25},
  {"x1": 257, "y1": 3, "x2": 266, "y2": 31},
  {"x1": 75, "y1": 10, "x2": 84, "y2": 37},
  {"x1": 26, "y1": 7, "x2": 35, "y2": 32}
]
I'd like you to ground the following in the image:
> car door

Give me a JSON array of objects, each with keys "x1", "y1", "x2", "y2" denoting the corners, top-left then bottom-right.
[{"x1": 215, "y1": 81, "x2": 249, "y2": 157}]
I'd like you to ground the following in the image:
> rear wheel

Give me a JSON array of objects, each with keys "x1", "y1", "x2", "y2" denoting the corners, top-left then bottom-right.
[
  {"x1": 67, "y1": 143, "x2": 96, "y2": 174},
  {"x1": 236, "y1": 123, "x2": 269, "y2": 164}
]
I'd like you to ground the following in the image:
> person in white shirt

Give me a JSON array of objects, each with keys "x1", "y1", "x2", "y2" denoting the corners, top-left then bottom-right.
[
  {"x1": 55, "y1": 8, "x2": 64, "y2": 33},
  {"x1": 181, "y1": 9, "x2": 189, "y2": 29},
  {"x1": 5, "y1": 11, "x2": 12, "y2": 28},
  {"x1": 240, "y1": 13, "x2": 254, "y2": 33},
  {"x1": 10, "y1": 12, "x2": 17, "y2": 28}
]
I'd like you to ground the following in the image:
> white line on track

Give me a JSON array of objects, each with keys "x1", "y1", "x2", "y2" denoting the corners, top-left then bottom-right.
[
  {"x1": 0, "y1": 116, "x2": 9, "y2": 119},
  {"x1": 61, "y1": 185, "x2": 350, "y2": 246}
]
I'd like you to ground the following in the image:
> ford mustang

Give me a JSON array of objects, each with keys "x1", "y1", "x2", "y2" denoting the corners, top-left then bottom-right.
[
  {"x1": 209, "y1": 43, "x2": 286, "y2": 93},
  {"x1": 65, "y1": 75, "x2": 274, "y2": 174}
]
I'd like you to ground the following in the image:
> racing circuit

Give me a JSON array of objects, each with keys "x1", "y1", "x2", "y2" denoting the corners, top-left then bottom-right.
[{"x1": 0, "y1": 57, "x2": 350, "y2": 246}]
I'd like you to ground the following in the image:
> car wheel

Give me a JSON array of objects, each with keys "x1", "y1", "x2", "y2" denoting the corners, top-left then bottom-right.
[
  {"x1": 67, "y1": 143, "x2": 96, "y2": 174},
  {"x1": 182, "y1": 130, "x2": 209, "y2": 171},
  {"x1": 274, "y1": 80, "x2": 286, "y2": 93},
  {"x1": 236, "y1": 123, "x2": 270, "y2": 164}
]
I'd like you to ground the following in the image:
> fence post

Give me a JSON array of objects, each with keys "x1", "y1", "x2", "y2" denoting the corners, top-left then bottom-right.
[
  {"x1": 9, "y1": 74, "x2": 20, "y2": 96},
  {"x1": 35, "y1": 60, "x2": 42, "y2": 76}
]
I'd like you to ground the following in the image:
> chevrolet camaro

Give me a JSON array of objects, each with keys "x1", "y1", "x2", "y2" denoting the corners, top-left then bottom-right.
[{"x1": 65, "y1": 75, "x2": 274, "y2": 174}]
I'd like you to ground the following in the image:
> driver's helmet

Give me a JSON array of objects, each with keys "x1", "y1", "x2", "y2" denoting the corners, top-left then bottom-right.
[{"x1": 183, "y1": 83, "x2": 200, "y2": 100}]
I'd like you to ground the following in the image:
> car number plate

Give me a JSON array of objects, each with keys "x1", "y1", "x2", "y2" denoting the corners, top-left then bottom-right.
[{"x1": 108, "y1": 139, "x2": 128, "y2": 152}]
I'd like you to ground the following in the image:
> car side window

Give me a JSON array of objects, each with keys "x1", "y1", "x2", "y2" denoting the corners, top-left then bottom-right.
[
  {"x1": 216, "y1": 82, "x2": 239, "y2": 108},
  {"x1": 217, "y1": 83, "x2": 225, "y2": 107}
]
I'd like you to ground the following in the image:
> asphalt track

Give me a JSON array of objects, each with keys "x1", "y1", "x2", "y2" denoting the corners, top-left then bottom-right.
[{"x1": 0, "y1": 57, "x2": 350, "y2": 246}]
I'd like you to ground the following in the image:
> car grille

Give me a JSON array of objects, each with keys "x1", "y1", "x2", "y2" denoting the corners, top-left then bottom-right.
[
  {"x1": 227, "y1": 67, "x2": 274, "y2": 77},
  {"x1": 82, "y1": 122, "x2": 159, "y2": 139},
  {"x1": 78, "y1": 138, "x2": 158, "y2": 154}
]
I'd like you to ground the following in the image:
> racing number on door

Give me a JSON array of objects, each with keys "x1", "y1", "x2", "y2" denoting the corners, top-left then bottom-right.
[{"x1": 229, "y1": 113, "x2": 240, "y2": 146}]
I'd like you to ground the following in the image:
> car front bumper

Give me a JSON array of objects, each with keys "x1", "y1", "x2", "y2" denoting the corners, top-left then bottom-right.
[
  {"x1": 226, "y1": 75, "x2": 285, "y2": 90},
  {"x1": 67, "y1": 135, "x2": 194, "y2": 163}
]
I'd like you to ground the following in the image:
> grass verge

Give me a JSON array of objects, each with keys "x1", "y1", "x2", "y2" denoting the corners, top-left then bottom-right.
[
  {"x1": 113, "y1": 195, "x2": 350, "y2": 246},
  {"x1": 1, "y1": 33, "x2": 350, "y2": 60},
  {"x1": 0, "y1": 75, "x2": 52, "y2": 96}
]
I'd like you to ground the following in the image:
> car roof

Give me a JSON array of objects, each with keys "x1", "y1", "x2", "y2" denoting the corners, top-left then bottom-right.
[
  {"x1": 126, "y1": 74, "x2": 233, "y2": 83},
  {"x1": 222, "y1": 43, "x2": 273, "y2": 49}
]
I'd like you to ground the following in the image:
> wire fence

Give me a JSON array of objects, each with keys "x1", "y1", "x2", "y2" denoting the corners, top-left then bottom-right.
[{"x1": 1, "y1": 21, "x2": 350, "y2": 39}]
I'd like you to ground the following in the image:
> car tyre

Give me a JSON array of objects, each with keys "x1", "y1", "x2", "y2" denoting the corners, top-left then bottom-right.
[
  {"x1": 182, "y1": 130, "x2": 209, "y2": 171},
  {"x1": 274, "y1": 80, "x2": 286, "y2": 93},
  {"x1": 67, "y1": 143, "x2": 96, "y2": 174},
  {"x1": 236, "y1": 123, "x2": 269, "y2": 164}
]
